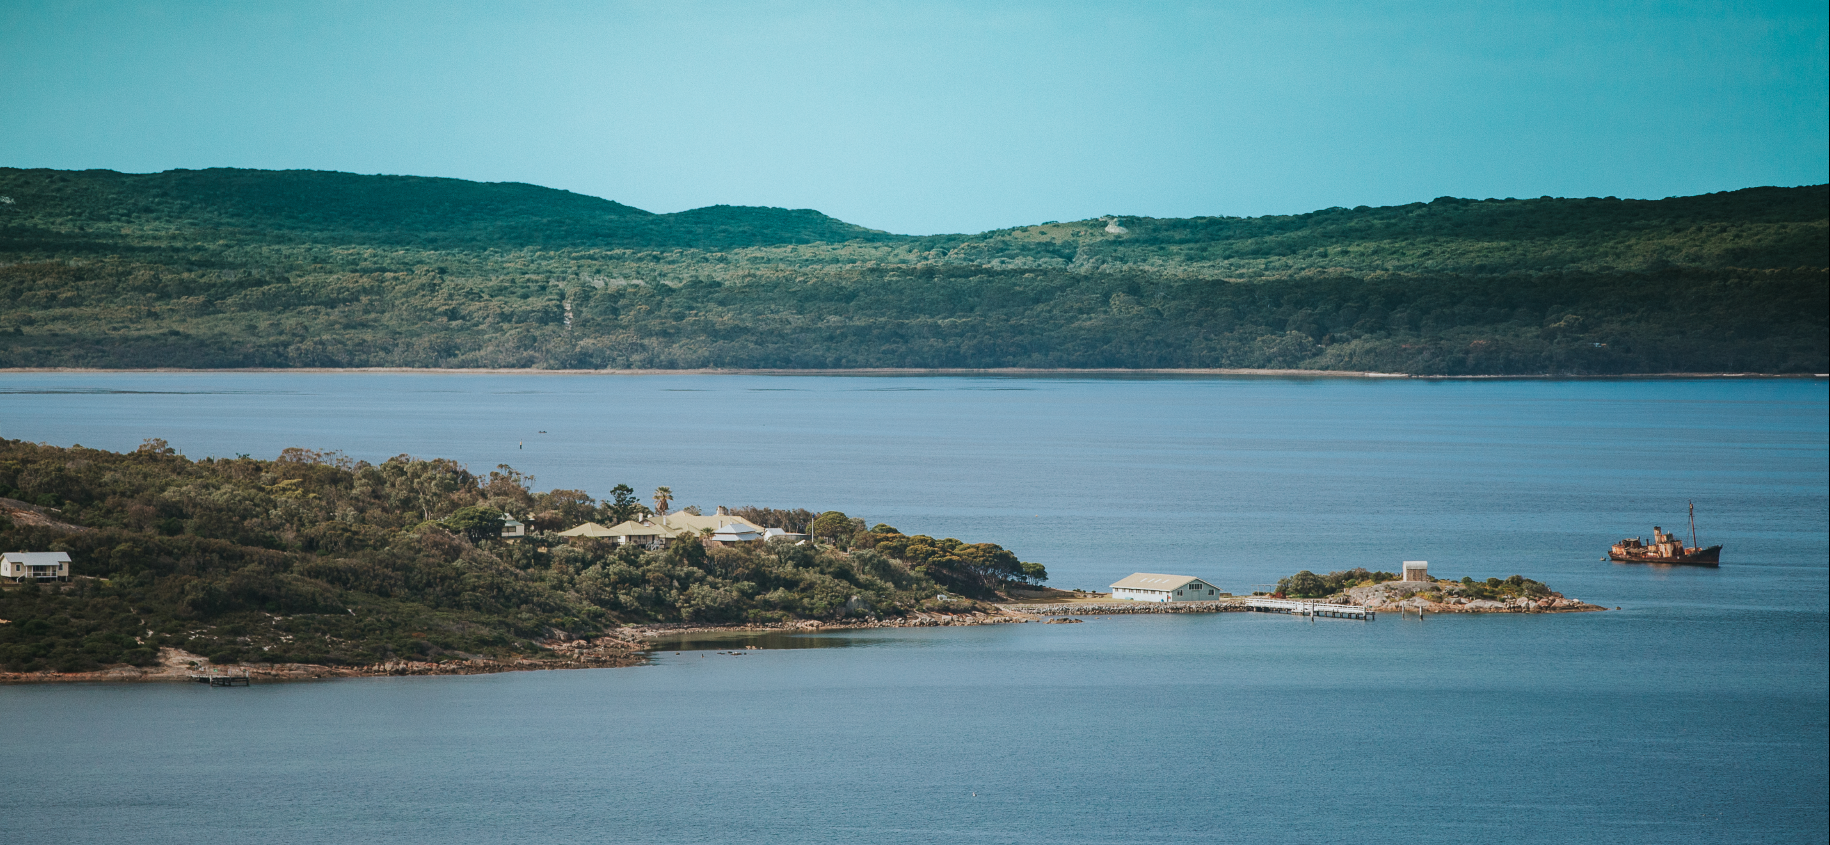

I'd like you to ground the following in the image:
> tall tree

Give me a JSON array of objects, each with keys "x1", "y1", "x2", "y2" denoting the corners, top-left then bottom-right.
[
  {"x1": 605, "y1": 483, "x2": 644, "y2": 524},
  {"x1": 652, "y1": 486, "x2": 673, "y2": 516}
]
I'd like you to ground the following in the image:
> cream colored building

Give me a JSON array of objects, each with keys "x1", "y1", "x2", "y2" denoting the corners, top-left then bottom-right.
[
  {"x1": 3, "y1": 551, "x2": 70, "y2": 582},
  {"x1": 1109, "y1": 572, "x2": 1221, "y2": 602},
  {"x1": 559, "y1": 511, "x2": 767, "y2": 549}
]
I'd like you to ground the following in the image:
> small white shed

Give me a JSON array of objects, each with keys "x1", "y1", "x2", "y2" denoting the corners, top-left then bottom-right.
[
  {"x1": 3, "y1": 551, "x2": 71, "y2": 582},
  {"x1": 1402, "y1": 560, "x2": 1430, "y2": 582},
  {"x1": 1109, "y1": 572, "x2": 1221, "y2": 602}
]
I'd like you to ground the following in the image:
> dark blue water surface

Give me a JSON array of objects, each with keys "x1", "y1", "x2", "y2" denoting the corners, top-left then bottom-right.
[{"x1": 1, "y1": 374, "x2": 1824, "y2": 844}]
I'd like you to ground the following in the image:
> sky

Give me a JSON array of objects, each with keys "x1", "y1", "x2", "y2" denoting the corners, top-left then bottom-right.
[{"x1": 2, "y1": 1, "x2": 1825, "y2": 235}]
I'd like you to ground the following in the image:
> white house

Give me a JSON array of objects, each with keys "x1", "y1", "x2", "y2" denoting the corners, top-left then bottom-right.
[
  {"x1": 1109, "y1": 572, "x2": 1221, "y2": 602},
  {"x1": 501, "y1": 514, "x2": 526, "y2": 539},
  {"x1": 708, "y1": 523, "x2": 762, "y2": 546},
  {"x1": 558, "y1": 512, "x2": 769, "y2": 549},
  {"x1": 3, "y1": 551, "x2": 71, "y2": 582}
]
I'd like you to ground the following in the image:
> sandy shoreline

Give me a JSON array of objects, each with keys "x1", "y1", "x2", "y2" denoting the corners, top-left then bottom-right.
[{"x1": 0, "y1": 366, "x2": 1820, "y2": 379}]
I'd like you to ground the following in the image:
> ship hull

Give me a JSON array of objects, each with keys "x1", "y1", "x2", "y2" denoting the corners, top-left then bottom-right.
[{"x1": 1608, "y1": 545, "x2": 1722, "y2": 566}]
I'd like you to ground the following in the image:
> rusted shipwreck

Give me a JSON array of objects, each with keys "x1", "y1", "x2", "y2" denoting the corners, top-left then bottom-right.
[{"x1": 1609, "y1": 502, "x2": 1721, "y2": 566}]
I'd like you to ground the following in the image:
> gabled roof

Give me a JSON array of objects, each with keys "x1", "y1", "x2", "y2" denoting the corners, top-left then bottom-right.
[
  {"x1": 559, "y1": 520, "x2": 685, "y2": 538},
  {"x1": 560, "y1": 514, "x2": 772, "y2": 540},
  {"x1": 1109, "y1": 572, "x2": 1207, "y2": 591},
  {"x1": 658, "y1": 512, "x2": 764, "y2": 533},
  {"x1": 556, "y1": 522, "x2": 612, "y2": 537},
  {"x1": 598, "y1": 520, "x2": 691, "y2": 539}
]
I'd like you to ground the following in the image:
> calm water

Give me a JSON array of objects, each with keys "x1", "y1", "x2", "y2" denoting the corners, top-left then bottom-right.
[{"x1": 1, "y1": 373, "x2": 1825, "y2": 843}]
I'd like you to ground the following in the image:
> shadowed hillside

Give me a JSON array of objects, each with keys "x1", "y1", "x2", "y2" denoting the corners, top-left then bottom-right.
[{"x1": 1, "y1": 167, "x2": 1823, "y2": 374}]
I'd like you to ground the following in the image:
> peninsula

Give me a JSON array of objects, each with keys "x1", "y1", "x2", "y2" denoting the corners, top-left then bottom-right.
[{"x1": 0, "y1": 438, "x2": 1043, "y2": 682}]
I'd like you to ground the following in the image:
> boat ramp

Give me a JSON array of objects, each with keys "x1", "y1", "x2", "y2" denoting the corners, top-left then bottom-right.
[{"x1": 188, "y1": 669, "x2": 250, "y2": 687}]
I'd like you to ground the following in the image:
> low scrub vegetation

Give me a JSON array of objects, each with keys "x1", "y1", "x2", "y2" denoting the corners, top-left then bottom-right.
[{"x1": 0, "y1": 438, "x2": 1042, "y2": 672}]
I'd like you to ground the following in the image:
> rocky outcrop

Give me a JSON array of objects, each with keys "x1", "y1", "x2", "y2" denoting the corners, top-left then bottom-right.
[
  {"x1": 0, "y1": 497, "x2": 90, "y2": 532},
  {"x1": 1342, "y1": 580, "x2": 1603, "y2": 613}
]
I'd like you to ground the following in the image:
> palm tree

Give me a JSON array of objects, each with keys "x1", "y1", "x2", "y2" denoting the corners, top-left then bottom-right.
[{"x1": 652, "y1": 486, "x2": 673, "y2": 516}]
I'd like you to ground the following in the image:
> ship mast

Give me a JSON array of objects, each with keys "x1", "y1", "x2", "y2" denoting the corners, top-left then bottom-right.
[{"x1": 1689, "y1": 500, "x2": 1697, "y2": 551}]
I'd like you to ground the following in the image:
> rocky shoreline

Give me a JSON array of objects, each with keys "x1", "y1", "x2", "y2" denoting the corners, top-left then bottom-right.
[
  {"x1": 0, "y1": 640, "x2": 648, "y2": 684},
  {"x1": 626, "y1": 607, "x2": 1036, "y2": 640},
  {"x1": 0, "y1": 608, "x2": 1037, "y2": 684},
  {"x1": 1341, "y1": 580, "x2": 1605, "y2": 613},
  {"x1": 1, "y1": 590, "x2": 1605, "y2": 684}
]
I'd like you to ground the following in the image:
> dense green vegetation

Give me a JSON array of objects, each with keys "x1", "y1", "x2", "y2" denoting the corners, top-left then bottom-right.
[
  {"x1": 1, "y1": 167, "x2": 1824, "y2": 373},
  {"x1": 1452, "y1": 575, "x2": 1553, "y2": 602},
  {"x1": 1274, "y1": 568, "x2": 1399, "y2": 598},
  {"x1": 0, "y1": 439, "x2": 1038, "y2": 673},
  {"x1": 1273, "y1": 568, "x2": 1552, "y2": 600}
]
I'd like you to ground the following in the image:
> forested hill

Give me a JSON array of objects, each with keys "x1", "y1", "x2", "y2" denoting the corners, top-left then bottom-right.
[
  {"x1": 1, "y1": 167, "x2": 1824, "y2": 374},
  {"x1": 0, "y1": 168, "x2": 897, "y2": 250}
]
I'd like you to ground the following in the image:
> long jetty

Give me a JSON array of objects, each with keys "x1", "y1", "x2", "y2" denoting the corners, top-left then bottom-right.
[{"x1": 1242, "y1": 597, "x2": 1375, "y2": 620}]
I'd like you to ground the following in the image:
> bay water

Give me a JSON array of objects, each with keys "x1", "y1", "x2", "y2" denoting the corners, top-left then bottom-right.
[{"x1": 1, "y1": 373, "x2": 1824, "y2": 843}]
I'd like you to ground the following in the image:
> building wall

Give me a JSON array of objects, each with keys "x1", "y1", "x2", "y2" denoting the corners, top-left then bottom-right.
[
  {"x1": 1171, "y1": 582, "x2": 1221, "y2": 601},
  {"x1": 3, "y1": 562, "x2": 68, "y2": 581},
  {"x1": 1111, "y1": 585, "x2": 1222, "y2": 602}
]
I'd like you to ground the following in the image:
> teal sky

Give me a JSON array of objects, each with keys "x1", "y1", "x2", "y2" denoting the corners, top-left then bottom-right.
[{"x1": 3, "y1": 1, "x2": 1825, "y2": 234}]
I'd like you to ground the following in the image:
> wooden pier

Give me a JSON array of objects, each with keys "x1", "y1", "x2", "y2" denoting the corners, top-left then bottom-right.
[
  {"x1": 188, "y1": 669, "x2": 250, "y2": 687},
  {"x1": 1243, "y1": 598, "x2": 1375, "y2": 621}
]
